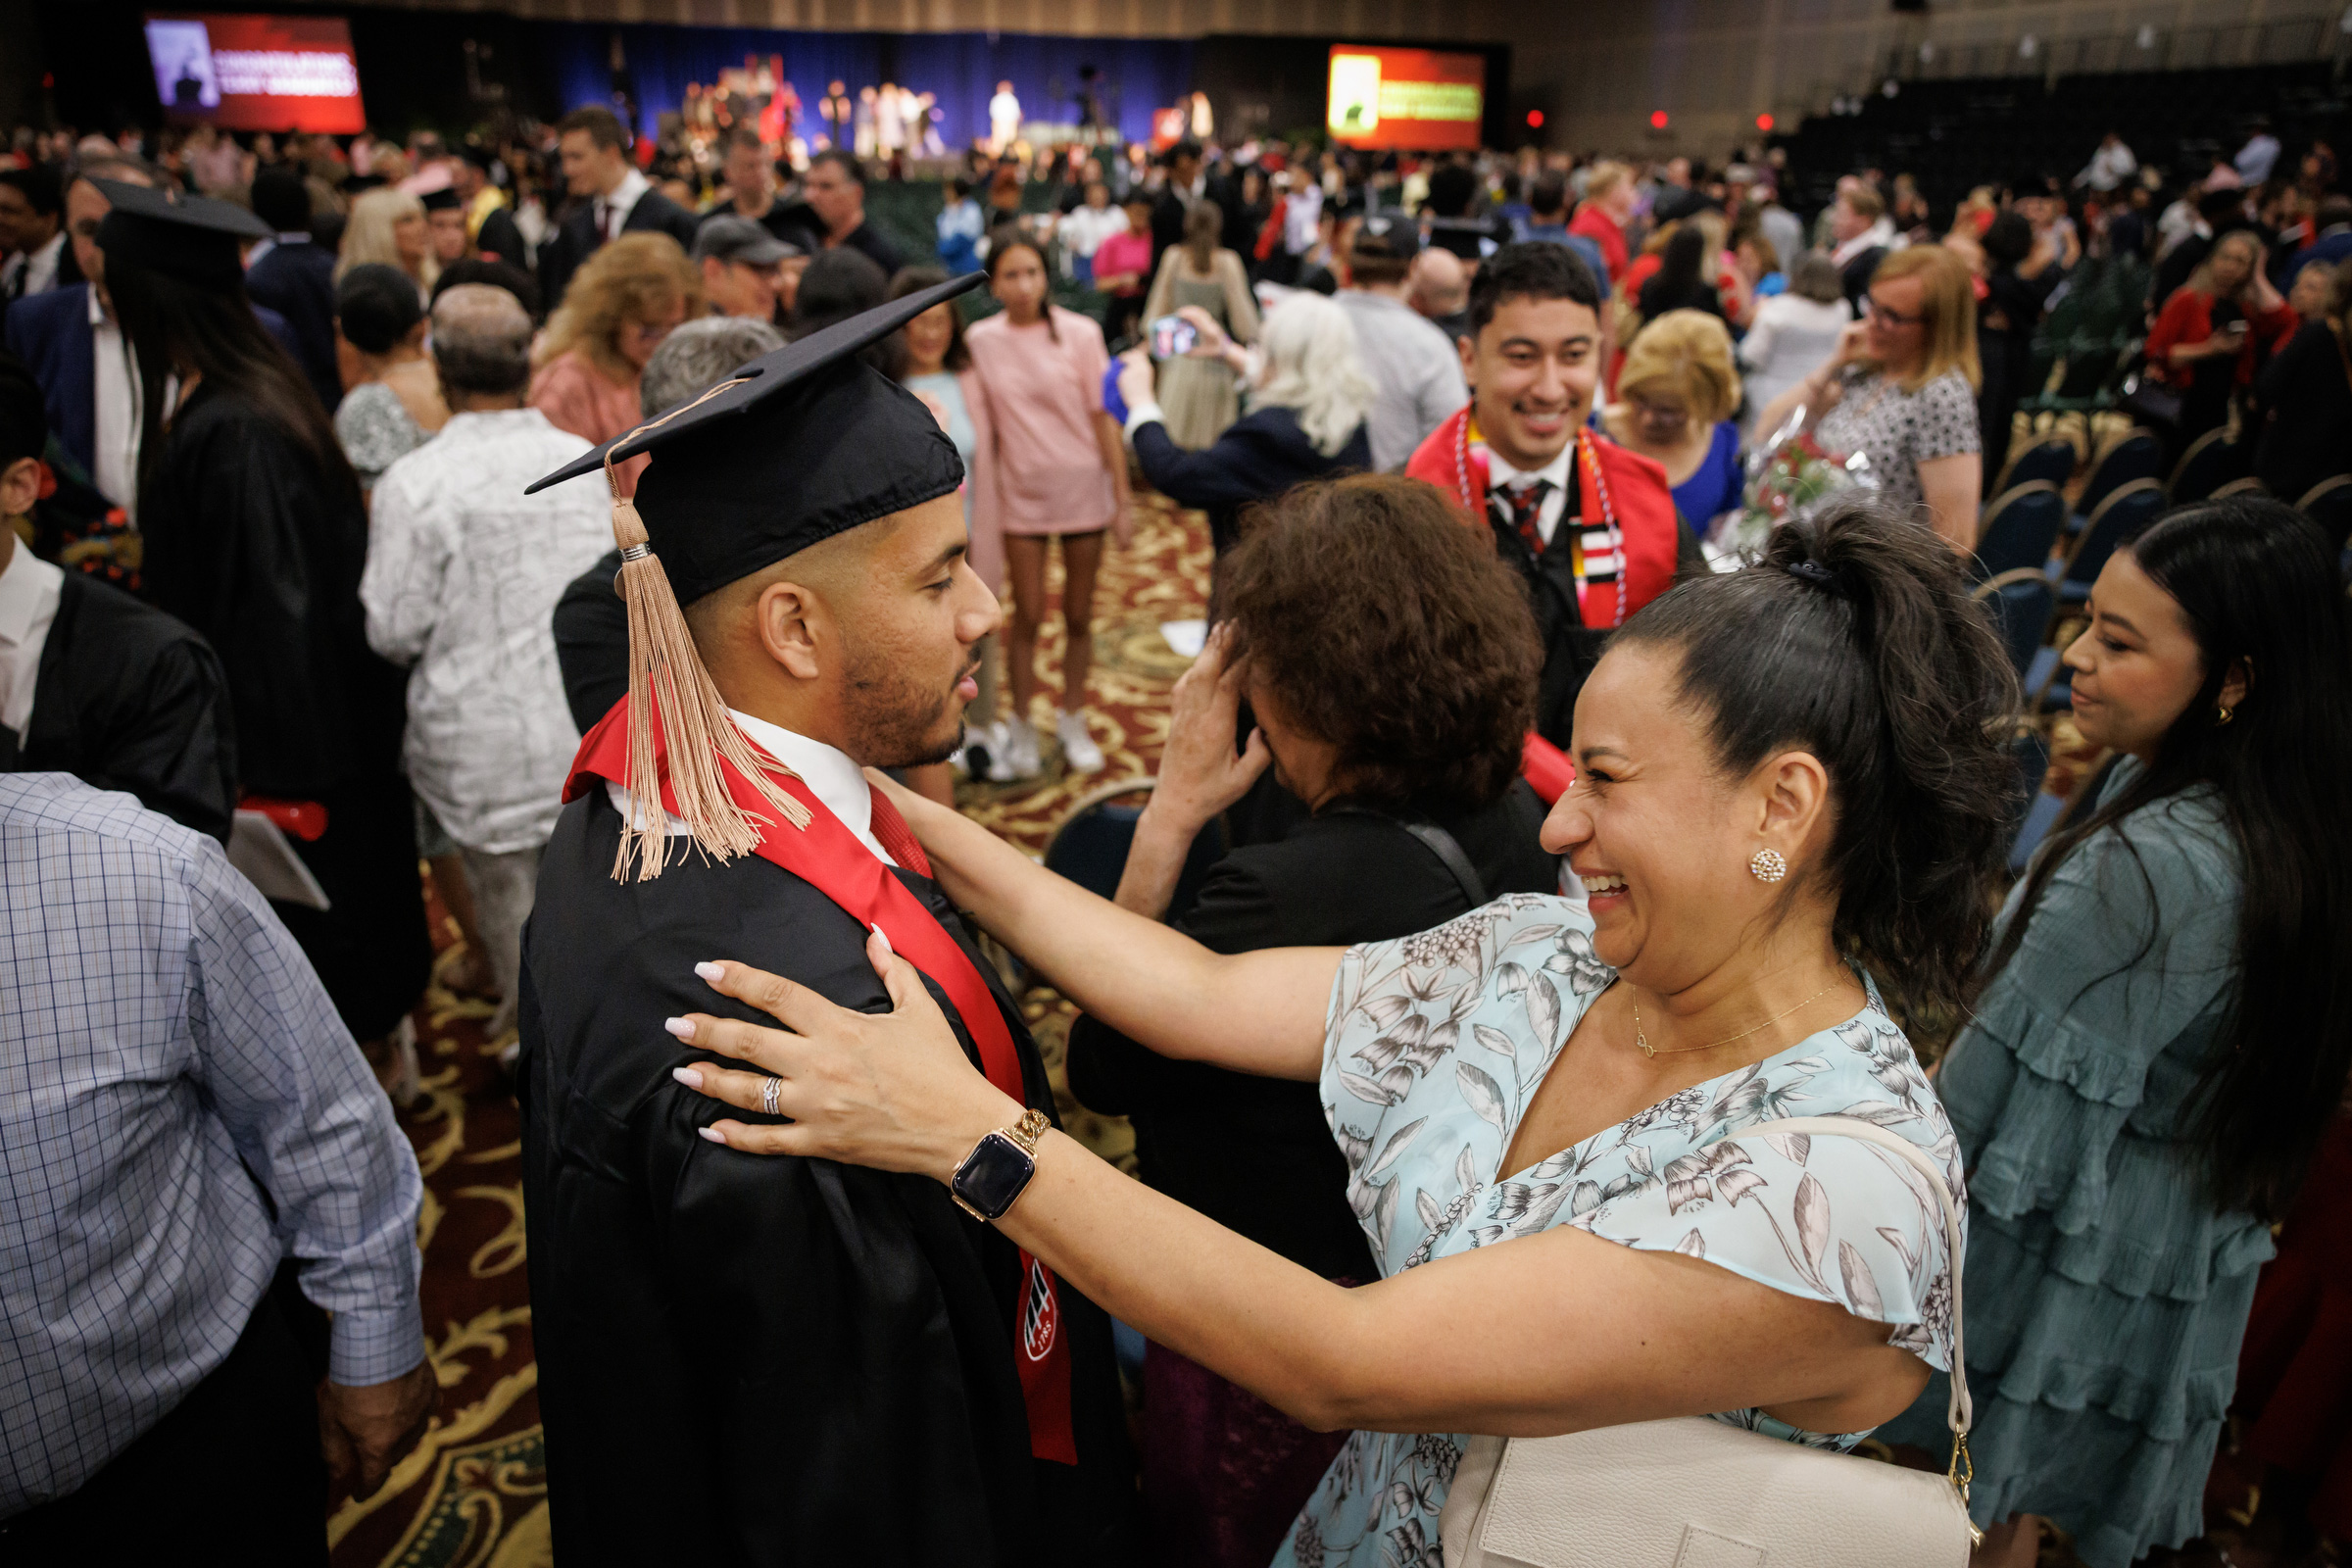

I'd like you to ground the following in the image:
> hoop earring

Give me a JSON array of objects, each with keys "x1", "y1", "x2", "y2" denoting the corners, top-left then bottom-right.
[
  {"x1": 1749, "y1": 848, "x2": 1788, "y2": 883},
  {"x1": 2215, "y1": 705, "x2": 2234, "y2": 726}
]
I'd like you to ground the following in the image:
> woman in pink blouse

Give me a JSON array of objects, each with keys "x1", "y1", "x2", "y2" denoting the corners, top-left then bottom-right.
[
  {"x1": 527, "y1": 233, "x2": 701, "y2": 495},
  {"x1": 962, "y1": 232, "x2": 1133, "y2": 779}
]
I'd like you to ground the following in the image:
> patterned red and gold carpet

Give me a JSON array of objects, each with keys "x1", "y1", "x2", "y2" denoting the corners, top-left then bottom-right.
[{"x1": 327, "y1": 493, "x2": 1208, "y2": 1566}]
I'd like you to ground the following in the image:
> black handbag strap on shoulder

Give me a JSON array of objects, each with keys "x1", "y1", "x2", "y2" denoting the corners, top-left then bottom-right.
[{"x1": 1325, "y1": 804, "x2": 1489, "y2": 912}]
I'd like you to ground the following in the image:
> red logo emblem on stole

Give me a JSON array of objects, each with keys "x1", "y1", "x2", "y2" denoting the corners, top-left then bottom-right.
[{"x1": 1021, "y1": 1255, "x2": 1059, "y2": 1361}]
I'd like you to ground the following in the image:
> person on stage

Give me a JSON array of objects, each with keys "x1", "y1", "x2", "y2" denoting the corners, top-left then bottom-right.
[{"x1": 514, "y1": 275, "x2": 1134, "y2": 1565}]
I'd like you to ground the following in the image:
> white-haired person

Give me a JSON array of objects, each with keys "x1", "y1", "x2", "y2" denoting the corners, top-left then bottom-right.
[
  {"x1": 1115, "y1": 292, "x2": 1376, "y2": 556},
  {"x1": 335, "y1": 186, "x2": 438, "y2": 306}
]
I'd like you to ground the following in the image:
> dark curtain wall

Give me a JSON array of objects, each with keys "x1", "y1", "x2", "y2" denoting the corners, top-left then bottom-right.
[{"x1": 542, "y1": 24, "x2": 1197, "y2": 149}]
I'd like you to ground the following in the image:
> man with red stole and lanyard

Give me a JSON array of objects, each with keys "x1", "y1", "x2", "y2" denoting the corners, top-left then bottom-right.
[
  {"x1": 514, "y1": 276, "x2": 1133, "y2": 1564},
  {"x1": 1406, "y1": 242, "x2": 1702, "y2": 746}
]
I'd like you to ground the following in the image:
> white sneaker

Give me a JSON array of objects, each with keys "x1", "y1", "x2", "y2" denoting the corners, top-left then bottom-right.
[
  {"x1": 1056, "y1": 709, "x2": 1104, "y2": 775},
  {"x1": 992, "y1": 715, "x2": 1042, "y2": 781}
]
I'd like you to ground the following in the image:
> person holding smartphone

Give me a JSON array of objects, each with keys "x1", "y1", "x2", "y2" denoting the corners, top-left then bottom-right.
[{"x1": 2146, "y1": 229, "x2": 2299, "y2": 452}]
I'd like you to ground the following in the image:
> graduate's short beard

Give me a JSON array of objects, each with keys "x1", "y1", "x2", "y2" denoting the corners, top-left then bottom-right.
[{"x1": 840, "y1": 643, "x2": 963, "y2": 770}]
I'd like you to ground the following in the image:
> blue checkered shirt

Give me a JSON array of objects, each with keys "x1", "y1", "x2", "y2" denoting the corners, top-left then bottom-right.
[{"x1": 0, "y1": 774, "x2": 425, "y2": 1517}]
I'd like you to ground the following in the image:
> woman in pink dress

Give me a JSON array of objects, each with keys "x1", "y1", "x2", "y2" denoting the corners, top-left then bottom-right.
[{"x1": 962, "y1": 232, "x2": 1133, "y2": 779}]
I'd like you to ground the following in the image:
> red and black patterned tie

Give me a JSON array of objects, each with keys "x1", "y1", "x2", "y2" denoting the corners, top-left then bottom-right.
[
  {"x1": 1494, "y1": 477, "x2": 1554, "y2": 555},
  {"x1": 866, "y1": 784, "x2": 934, "y2": 877}
]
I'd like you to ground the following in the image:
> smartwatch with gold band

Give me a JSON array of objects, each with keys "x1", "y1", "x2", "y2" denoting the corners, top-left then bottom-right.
[{"x1": 950, "y1": 1107, "x2": 1051, "y2": 1221}]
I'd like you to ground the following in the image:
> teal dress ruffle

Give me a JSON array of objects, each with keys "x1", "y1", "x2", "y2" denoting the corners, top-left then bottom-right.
[{"x1": 1880, "y1": 763, "x2": 2265, "y2": 1568}]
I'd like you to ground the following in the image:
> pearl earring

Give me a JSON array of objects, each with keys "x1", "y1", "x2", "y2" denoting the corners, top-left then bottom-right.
[{"x1": 1749, "y1": 848, "x2": 1788, "y2": 883}]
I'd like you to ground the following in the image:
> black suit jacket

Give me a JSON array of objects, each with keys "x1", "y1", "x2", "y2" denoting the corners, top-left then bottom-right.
[
  {"x1": 1488, "y1": 466, "x2": 1708, "y2": 746},
  {"x1": 1839, "y1": 245, "x2": 1887, "y2": 313},
  {"x1": 537, "y1": 188, "x2": 703, "y2": 311},
  {"x1": 244, "y1": 239, "x2": 342, "y2": 414},
  {"x1": 1066, "y1": 784, "x2": 1560, "y2": 1283}
]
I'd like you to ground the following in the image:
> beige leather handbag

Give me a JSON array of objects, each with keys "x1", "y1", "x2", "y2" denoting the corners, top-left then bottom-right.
[{"x1": 1437, "y1": 1116, "x2": 1979, "y2": 1568}]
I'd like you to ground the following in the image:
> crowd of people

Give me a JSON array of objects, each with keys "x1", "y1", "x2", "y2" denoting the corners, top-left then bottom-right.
[{"x1": 2, "y1": 82, "x2": 2350, "y2": 1568}]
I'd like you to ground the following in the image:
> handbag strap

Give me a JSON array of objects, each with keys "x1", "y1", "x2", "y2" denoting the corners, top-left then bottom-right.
[
  {"x1": 1740, "y1": 1116, "x2": 1972, "y2": 1447},
  {"x1": 1321, "y1": 805, "x2": 1489, "y2": 910}
]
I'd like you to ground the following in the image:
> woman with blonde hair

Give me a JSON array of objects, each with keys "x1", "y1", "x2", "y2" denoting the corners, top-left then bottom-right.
[
  {"x1": 1603, "y1": 309, "x2": 1744, "y2": 536},
  {"x1": 2144, "y1": 228, "x2": 2297, "y2": 453},
  {"x1": 1115, "y1": 290, "x2": 1375, "y2": 554},
  {"x1": 1142, "y1": 200, "x2": 1259, "y2": 448},
  {"x1": 527, "y1": 232, "x2": 700, "y2": 492},
  {"x1": 335, "y1": 186, "x2": 437, "y2": 304},
  {"x1": 1756, "y1": 243, "x2": 1984, "y2": 551}
]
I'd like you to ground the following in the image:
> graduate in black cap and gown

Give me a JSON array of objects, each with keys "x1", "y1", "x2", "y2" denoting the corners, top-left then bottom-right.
[
  {"x1": 96, "y1": 181, "x2": 431, "y2": 1063},
  {"x1": 516, "y1": 275, "x2": 1134, "y2": 1565}
]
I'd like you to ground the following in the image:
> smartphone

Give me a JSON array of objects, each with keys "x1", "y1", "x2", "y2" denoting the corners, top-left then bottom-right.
[{"x1": 1149, "y1": 314, "x2": 1199, "y2": 360}]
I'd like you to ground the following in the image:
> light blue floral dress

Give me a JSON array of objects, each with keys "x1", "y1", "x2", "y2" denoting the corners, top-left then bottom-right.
[{"x1": 1270, "y1": 893, "x2": 1966, "y2": 1568}]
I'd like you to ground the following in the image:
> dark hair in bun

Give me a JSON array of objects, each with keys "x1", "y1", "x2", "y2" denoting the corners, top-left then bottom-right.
[{"x1": 1619, "y1": 498, "x2": 2021, "y2": 1022}]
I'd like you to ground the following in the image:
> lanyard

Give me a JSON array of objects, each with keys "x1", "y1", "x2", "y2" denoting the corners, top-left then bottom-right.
[{"x1": 1460, "y1": 420, "x2": 1626, "y2": 627}]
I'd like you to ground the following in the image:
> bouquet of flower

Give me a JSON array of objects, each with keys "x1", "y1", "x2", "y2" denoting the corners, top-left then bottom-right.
[{"x1": 1708, "y1": 409, "x2": 1878, "y2": 565}]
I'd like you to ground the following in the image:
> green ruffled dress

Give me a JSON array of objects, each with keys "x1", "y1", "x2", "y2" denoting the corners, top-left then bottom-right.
[{"x1": 1881, "y1": 760, "x2": 2265, "y2": 1568}]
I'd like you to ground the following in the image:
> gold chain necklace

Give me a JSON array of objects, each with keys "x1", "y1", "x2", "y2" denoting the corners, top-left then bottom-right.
[{"x1": 1632, "y1": 982, "x2": 1843, "y2": 1059}]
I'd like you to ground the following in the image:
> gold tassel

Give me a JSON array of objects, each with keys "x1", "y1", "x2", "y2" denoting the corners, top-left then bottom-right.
[{"x1": 606, "y1": 449, "x2": 808, "y2": 883}]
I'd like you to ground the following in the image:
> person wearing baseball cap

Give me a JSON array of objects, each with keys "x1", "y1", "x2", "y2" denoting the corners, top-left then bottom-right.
[{"x1": 692, "y1": 214, "x2": 798, "y2": 322}]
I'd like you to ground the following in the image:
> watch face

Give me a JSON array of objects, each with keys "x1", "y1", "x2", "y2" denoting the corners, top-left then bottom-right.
[{"x1": 952, "y1": 1131, "x2": 1035, "y2": 1219}]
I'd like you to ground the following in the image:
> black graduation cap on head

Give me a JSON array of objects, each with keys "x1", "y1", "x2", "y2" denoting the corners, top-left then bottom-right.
[
  {"x1": 93, "y1": 178, "x2": 271, "y2": 291},
  {"x1": 526, "y1": 269, "x2": 983, "y2": 603},
  {"x1": 419, "y1": 185, "x2": 463, "y2": 213},
  {"x1": 529, "y1": 270, "x2": 987, "y2": 883}
]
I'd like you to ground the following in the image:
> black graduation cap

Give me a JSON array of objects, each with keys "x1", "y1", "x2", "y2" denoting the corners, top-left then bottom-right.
[
  {"x1": 534, "y1": 269, "x2": 990, "y2": 883},
  {"x1": 92, "y1": 178, "x2": 270, "y2": 292},
  {"x1": 419, "y1": 186, "x2": 463, "y2": 213},
  {"x1": 524, "y1": 269, "x2": 983, "y2": 606}
]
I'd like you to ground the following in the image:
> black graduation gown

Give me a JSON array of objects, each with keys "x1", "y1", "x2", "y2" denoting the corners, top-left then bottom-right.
[
  {"x1": 15, "y1": 572, "x2": 238, "y2": 842},
  {"x1": 1489, "y1": 467, "x2": 1708, "y2": 747},
  {"x1": 518, "y1": 787, "x2": 1136, "y2": 1567},
  {"x1": 138, "y1": 385, "x2": 429, "y2": 1039}
]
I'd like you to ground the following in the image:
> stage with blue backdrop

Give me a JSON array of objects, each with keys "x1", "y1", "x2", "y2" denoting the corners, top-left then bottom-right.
[{"x1": 544, "y1": 24, "x2": 1196, "y2": 149}]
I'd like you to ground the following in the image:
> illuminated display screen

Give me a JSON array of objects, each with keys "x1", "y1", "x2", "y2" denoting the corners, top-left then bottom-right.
[
  {"x1": 144, "y1": 14, "x2": 367, "y2": 133},
  {"x1": 1327, "y1": 46, "x2": 1485, "y2": 151}
]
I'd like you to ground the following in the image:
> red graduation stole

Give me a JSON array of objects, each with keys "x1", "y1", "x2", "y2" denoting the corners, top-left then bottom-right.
[
  {"x1": 1403, "y1": 405, "x2": 1684, "y2": 629},
  {"x1": 564, "y1": 699, "x2": 1079, "y2": 1465}
]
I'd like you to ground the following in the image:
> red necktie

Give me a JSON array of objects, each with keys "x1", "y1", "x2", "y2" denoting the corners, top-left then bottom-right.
[
  {"x1": 1494, "y1": 477, "x2": 1555, "y2": 555},
  {"x1": 866, "y1": 784, "x2": 933, "y2": 877}
]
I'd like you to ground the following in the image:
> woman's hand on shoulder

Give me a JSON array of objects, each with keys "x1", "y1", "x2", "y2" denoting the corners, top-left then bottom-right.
[
  {"x1": 669, "y1": 932, "x2": 1021, "y2": 1185},
  {"x1": 1148, "y1": 624, "x2": 1272, "y2": 835}
]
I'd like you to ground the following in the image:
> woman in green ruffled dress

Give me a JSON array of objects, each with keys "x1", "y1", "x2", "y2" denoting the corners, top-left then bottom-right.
[{"x1": 1883, "y1": 496, "x2": 2352, "y2": 1567}]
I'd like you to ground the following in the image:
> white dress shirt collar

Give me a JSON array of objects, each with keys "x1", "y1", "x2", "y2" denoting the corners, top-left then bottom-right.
[
  {"x1": 5, "y1": 231, "x2": 68, "y2": 299},
  {"x1": 598, "y1": 169, "x2": 652, "y2": 237},
  {"x1": 604, "y1": 710, "x2": 897, "y2": 867},
  {"x1": 1485, "y1": 439, "x2": 1576, "y2": 546},
  {"x1": 0, "y1": 537, "x2": 66, "y2": 741}
]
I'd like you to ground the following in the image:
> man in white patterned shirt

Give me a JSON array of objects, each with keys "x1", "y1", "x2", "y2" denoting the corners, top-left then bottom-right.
[
  {"x1": 361, "y1": 283, "x2": 612, "y2": 1044},
  {"x1": 0, "y1": 773, "x2": 432, "y2": 1560}
]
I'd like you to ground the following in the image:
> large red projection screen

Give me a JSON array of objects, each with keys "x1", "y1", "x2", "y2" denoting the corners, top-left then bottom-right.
[
  {"x1": 1326, "y1": 46, "x2": 1485, "y2": 151},
  {"x1": 144, "y1": 14, "x2": 367, "y2": 133}
]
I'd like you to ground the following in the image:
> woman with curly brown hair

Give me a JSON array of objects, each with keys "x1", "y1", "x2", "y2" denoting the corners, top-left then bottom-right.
[
  {"x1": 527, "y1": 231, "x2": 700, "y2": 493},
  {"x1": 1067, "y1": 475, "x2": 1560, "y2": 1568},
  {"x1": 665, "y1": 494, "x2": 2021, "y2": 1564}
]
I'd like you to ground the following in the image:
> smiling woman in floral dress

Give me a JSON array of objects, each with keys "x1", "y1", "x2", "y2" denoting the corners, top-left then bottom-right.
[{"x1": 665, "y1": 499, "x2": 2019, "y2": 1565}]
